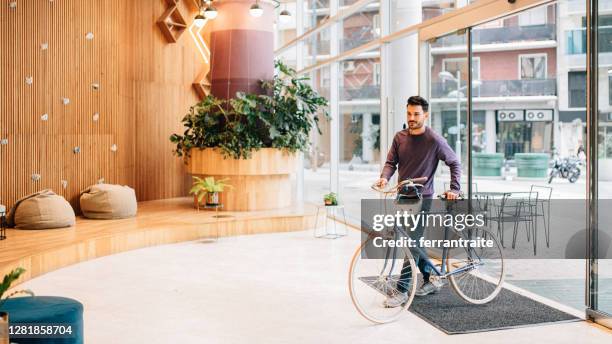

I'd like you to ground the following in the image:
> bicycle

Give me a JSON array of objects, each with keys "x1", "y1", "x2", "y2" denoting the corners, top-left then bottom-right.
[{"x1": 348, "y1": 177, "x2": 505, "y2": 324}]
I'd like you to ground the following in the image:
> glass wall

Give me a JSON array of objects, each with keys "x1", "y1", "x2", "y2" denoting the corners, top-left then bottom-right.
[
  {"x1": 303, "y1": 66, "x2": 332, "y2": 207},
  {"x1": 276, "y1": 0, "x2": 612, "y2": 325},
  {"x1": 338, "y1": 48, "x2": 381, "y2": 220},
  {"x1": 340, "y1": 2, "x2": 381, "y2": 53},
  {"x1": 455, "y1": 2, "x2": 587, "y2": 313},
  {"x1": 426, "y1": 30, "x2": 469, "y2": 194},
  {"x1": 596, "y1": 0, "x2": 612, "y2": 317}
]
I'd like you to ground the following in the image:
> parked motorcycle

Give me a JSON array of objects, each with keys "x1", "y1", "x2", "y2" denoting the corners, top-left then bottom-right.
[{"x1": 548, "y1": 154, "x2": 581, "y2": 184}]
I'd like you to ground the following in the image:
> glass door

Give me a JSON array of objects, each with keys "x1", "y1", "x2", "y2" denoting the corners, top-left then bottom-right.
[{"x1": 592, "y1": 0, "x2": 612, "y2": 322}]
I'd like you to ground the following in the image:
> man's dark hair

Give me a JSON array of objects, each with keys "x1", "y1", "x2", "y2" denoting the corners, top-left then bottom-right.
[{"x1": 407, "y1": 96, "x2": 429, "y2": 112}]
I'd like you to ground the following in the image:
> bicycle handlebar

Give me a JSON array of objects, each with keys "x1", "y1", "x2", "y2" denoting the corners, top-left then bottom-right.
[{"x1": 371, "y1": 177, "x2": 428, "y2": 195}]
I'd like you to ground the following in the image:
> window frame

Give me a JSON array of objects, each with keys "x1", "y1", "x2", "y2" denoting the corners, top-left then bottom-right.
[
  {"x1": 441, "y1": 56, "x2": 481, "y2": 82},
  {"x1": 518, "y1": 53, "x2": 548, "y2": 80}
]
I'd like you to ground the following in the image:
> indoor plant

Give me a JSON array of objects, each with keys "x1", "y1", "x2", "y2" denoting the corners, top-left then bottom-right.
[
  {"x1": 171, "y1": 61, "x2": 329, "y2": 211},
  {"x1": 170, "y1": 60, "x2": 329, "y2": 160},
  {"x1": 0, "y1": 268, "x2": 33, "y2": 343},
  {"x1": 189, "y1": 176, "x2": 233, "y2": 208},
  {"x1": 323, "y1": 192, "x2": 338, "y2": 206}
]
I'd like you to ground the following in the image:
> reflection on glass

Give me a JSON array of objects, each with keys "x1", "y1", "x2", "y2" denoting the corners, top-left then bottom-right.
[
  {"x1": 340, "y1": 3, "x2": 380, "y2": 53},
  {"x1": 339, "y1": 50, "x2": 381, "y2": 221},
  {"x1": 427, "y1": 31, "x2": 469, "y2": 184},
  {"x1": 453, "y1": 1, "x2": 587, "y2": 314},
  {"x1": 304, "y1": 66, "x2": 332, "y2": 207}
]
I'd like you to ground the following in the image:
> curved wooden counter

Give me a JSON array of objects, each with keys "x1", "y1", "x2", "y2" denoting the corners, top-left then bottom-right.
[{"x1": 187, "y1": 148, "x2": 298, "y2": 211}]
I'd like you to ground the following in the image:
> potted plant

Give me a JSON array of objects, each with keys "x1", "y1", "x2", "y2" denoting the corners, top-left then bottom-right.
[
  {"x1": 170, "y1": 61, "x2": 330, "y2": 211},
  {"x1": 170, "y1": 60, "x2": 329, "y2": 160},
  {"x1": 1, "y1": 268, "x2": 33, "y2": 343},
  {"x1": 323, "y1": 192, "x2": 338, "y2": 206},
  {"x1": 189, "y1": 176, "x2": 233, "y2": 209}
]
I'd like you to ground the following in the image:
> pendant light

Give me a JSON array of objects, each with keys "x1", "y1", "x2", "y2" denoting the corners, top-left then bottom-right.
[
  {"x1": 279, "y1": 4, "x2": 291, "y2": 23},
  {"x1": 250, "y1": 1, "x2": 264, "y2": 17}
]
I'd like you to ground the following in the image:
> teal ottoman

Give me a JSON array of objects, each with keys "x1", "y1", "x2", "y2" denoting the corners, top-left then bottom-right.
[{"x1": 0, "y1": 296, "x2": 83, "y2": 344}]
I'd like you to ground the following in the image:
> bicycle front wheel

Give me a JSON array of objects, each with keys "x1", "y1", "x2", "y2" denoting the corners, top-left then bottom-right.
[
  {"x1": 348, "y1": 236, "x2": 417, "y2": 324},
  {"x1": 447, "y1": 228, "x2": 505, "y2": 304}
]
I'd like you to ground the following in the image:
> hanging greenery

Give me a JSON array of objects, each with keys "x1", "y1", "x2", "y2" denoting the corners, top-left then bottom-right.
[{"x1": 170, "y1": 61, "x2": 329, "y2": 160}]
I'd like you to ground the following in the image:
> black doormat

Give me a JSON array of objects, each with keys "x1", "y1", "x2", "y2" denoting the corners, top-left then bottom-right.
[
  {"x1": 409, "y1": 284, "x2": 580, "y2": 334},
  {"x1": 358, "y1": 276, "x2": 580, "y2": 334}
]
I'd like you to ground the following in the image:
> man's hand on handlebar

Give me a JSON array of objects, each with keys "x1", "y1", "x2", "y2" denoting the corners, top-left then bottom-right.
[
  {"x1": 374, "y1": 178, "x2": 388, "y2": 188},
  {"x1": 443, "y1": 190, "x2": 461, "y2": 200}
]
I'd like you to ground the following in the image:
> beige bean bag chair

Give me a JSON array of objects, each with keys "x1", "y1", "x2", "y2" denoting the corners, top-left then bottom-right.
[
  {"x1": 7, "y1": 190, "x2": 75, "y2": 229},
  {"x1": 80, "y1": 184, "x2": 137, "y2": 219}
]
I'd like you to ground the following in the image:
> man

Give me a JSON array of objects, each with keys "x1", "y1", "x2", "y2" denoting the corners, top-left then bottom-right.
[{"x1": 374, "y1": 96, "x2": 461, "y2": 307}]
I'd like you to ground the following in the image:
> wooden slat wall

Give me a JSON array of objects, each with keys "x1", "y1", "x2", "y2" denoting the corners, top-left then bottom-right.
[
  {"x1": 131, "y1": 0, "x2": 201, "y2": 201},
  {"x1": 0, "y1": 0, "x2": 204, "y2": 209}
]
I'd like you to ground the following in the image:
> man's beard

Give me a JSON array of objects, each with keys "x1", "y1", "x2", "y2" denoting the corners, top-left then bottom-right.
[{"x1": 408, "y1": 121, "x2": 423, "y2": 129}]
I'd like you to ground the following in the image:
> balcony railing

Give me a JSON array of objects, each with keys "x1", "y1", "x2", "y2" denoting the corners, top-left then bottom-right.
[
  {"x1": 304, "y1": 37, "x2": 381, "y2": 57},
  {"x1": 305, "y1": 40, "x2": 331, "y2": 56},
  {"x1": 431, "y1": 79, "x2": 557, "y2": 98},
  {"x1": 431, "y1": 24, "x2": 556, "y2": 48},
  {"x1": 341, "y1": 85, "x2": 380, "y2": 100},
  {"x1": 566, "y1": 26, "x2": 612, "y2": 54},
  {"x1": 341, "y1": 35, "x2": 376, "y2": 51},
  {"x1": 315, "y1": 85, "x2": 380, "y2": 101}
]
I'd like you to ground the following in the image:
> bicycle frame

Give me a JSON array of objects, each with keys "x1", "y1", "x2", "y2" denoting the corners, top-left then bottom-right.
[
  {"x1": 390, "y1": 224, "x2": 481, "y2": 279},
  {"x1": 373, "y1": 179, "x2": 480, "y2": 280}
]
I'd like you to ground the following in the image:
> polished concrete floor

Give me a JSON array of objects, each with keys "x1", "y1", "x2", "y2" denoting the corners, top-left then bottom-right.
[{"x1": 18, "y1": 228, "x2": 612, "y2": 344}]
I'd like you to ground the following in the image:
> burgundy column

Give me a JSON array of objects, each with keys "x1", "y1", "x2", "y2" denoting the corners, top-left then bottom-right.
[{"x1": 209, "y1": 0, "x2": 275, "y2": 99}]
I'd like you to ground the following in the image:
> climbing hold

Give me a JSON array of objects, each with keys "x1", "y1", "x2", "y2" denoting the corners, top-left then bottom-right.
[
  {"x1": 62, "y1": 98, "x2": 70, "y2": 105},
  {"x1": 9, "y1": 1, "x2": 17, "y2": 9},
  {"x1": 0, "y1": 139, "x2": 8, "y2": 145},
  {"x1": 41, "y1": 113, "x2": 49, "y2": 121},
  {"x1": 91, "y1": 83, "x2": 100, "y2": 90},
  {"x1": 110, "y1": 144, "x2": 117, "y2": 152},
  {"x1": 97, "y1": 178, "x2": 105, "y2": 184},
  {"x1": 41, "y1": 42, "x2": 48, "y2": 50},
  {"x1": 31, "y1": 174, "x2": 41, "y2": 182},
  {"x1": 86, "y1": 32, "x2": 94, "y2": 40},
  {"x1": 61, "y1": 180, "x2": 68, "y2": 189},
  {"x1": 93, "y1": 112, "x2": 100, "y2": 121},
  {"x1": 25, "y1": 76, "x2": 33, "y2": 85},
  {"x1": 73, "y1": 146, "x2": 80, "y2": 154}
]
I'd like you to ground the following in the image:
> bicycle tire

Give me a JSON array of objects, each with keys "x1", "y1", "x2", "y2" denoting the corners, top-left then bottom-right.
[
  {"x1": 348, "y1": 236, "x2": 418, "y2": 324},
  {"x1": 447, "y1": 228, "x2": 505, "y2": 304}
]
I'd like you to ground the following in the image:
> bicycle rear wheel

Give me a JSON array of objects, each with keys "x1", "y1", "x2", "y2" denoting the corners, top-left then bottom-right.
[
  {"x1": 349, "y1": 236, "x2": 417, "y2": 324},
  {"x1": 446, "y1": 228, "x2": 504, "y2": 304}
]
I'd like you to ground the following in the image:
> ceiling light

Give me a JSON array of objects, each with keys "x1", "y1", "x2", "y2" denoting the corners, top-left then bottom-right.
[
  {"x1": 279, "y1": 9, "x2": 291, "y2": 23},
  {"x1": 194, "y1": 13, "x2": 206, "y2": 28},
  {"x1": 204, "y1": 5, "x2": 218, "y2": 19},
  {"x1": 250, "y1": 2, "x2": 263, "y2": 17}
]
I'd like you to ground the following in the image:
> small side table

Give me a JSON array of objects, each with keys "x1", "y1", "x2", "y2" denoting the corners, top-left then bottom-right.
[
  {"x1": 199, "y1": 204, "x2": 233, "y2": 240},
  {"x1": 314, "y1": 204, "x2": 348, "y2": 239}
]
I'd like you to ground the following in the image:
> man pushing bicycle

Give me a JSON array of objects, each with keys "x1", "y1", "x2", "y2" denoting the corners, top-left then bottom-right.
[{"x1": 374, "y1": 96, "x2": 461, "y2": 307}]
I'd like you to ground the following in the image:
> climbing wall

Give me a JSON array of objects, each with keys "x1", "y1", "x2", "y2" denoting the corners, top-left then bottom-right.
[{"x1": 0, "y1": 0, "x2": 204, "y2": 209}]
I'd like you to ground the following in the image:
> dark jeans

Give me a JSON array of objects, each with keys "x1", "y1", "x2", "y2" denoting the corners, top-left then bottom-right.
[{"x1": 397, "y1": 197, "x2": 433, "y2": 293}]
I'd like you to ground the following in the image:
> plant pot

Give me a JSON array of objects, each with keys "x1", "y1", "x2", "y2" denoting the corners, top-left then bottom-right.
[
  {"x1": 187, "y1": 148, "x2": 298, "y2": 211},
  {"x1": 0, "y1": 311, "x2": 8, "y2": 344},
  {"x1": 206, "y1": 192, "x2": 219, "y2": 206}
]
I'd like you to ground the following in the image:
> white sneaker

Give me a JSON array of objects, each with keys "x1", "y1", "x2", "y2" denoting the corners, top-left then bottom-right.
[
  {"x1": 383, "y1": 293, "x2": 409, "y2": 308},
  {"x1": 415, "y1": 282, "x2": 441, "y2": 297}
]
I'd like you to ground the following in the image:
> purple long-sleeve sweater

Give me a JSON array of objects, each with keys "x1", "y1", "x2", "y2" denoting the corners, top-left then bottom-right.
[{"x1": 381, "y1": 127, "x2": 461, "y2": 197}]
